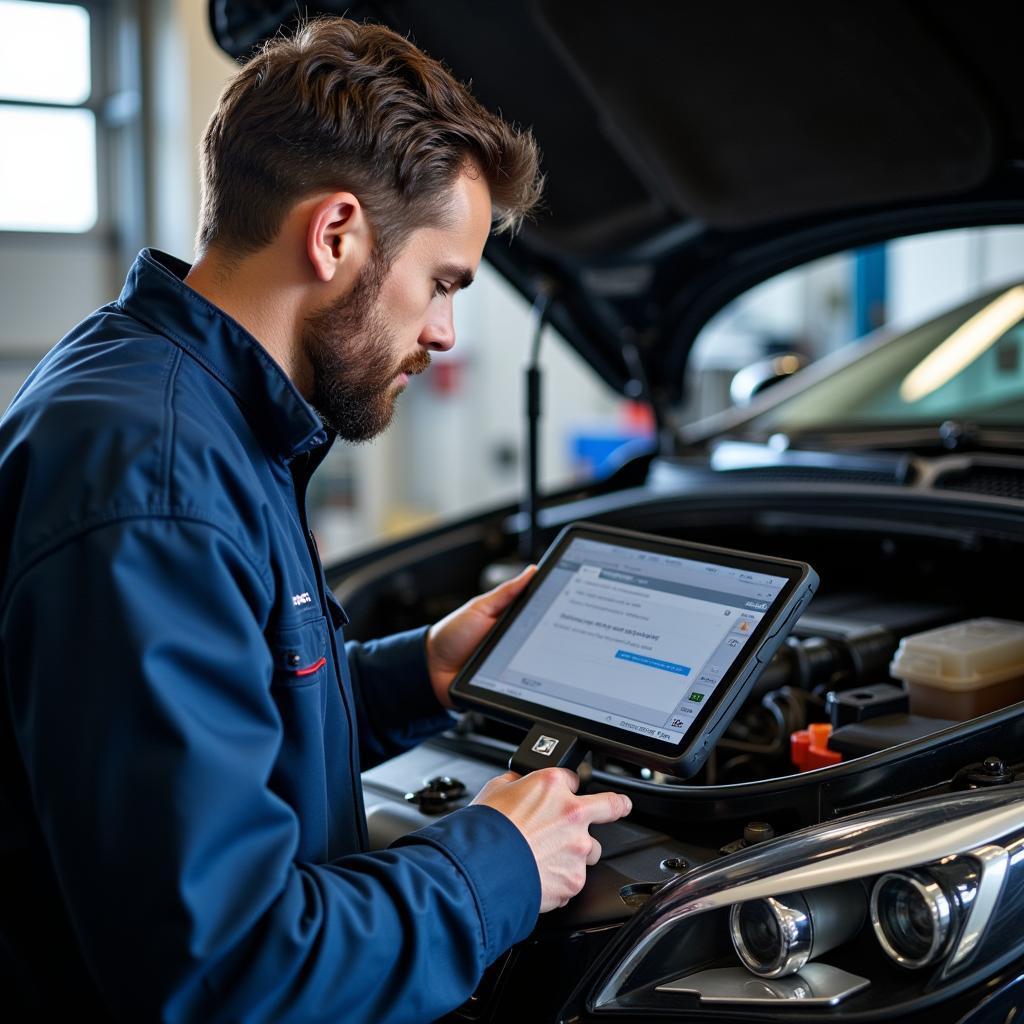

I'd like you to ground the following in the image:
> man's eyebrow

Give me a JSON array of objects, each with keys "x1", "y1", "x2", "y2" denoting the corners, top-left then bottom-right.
[{"x1": 436, "y1": 263, "x2": 475, "y2": 290}]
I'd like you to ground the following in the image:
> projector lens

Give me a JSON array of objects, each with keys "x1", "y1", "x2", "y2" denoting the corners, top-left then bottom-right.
[
  {"x1": 730, "y1": 894, "x2": 812, "y2": 978},
  {"x1": 730, "y1": 881, "x2": 867, "y2": 979},
  {"x1": 870, "y1": 872, "x2": 953, "y2": 968}
]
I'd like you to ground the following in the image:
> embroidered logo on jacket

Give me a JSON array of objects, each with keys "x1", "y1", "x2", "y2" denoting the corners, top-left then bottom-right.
[{"x1": 291, "y1": 592, "x2": 313, "y2": 607}]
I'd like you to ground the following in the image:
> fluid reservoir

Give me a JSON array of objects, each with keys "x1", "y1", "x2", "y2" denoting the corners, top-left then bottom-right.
[{"x1": 890, "y1": 618, "x2": 1024, "y2": 720}]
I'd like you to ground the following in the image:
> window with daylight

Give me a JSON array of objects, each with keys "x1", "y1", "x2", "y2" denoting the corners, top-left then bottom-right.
[{"x1": 0, "y1": 1, "x2": 98, "y2": 232}]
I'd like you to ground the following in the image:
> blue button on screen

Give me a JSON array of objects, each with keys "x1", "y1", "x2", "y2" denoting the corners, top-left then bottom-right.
[{"x1": 615, "y1": 650, "x2": 691, "y2": 676}]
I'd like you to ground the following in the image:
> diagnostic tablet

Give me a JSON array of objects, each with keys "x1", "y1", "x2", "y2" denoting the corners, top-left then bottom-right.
[{"x1": 449, "y1": 523, "x2": 817, "y2": 778}]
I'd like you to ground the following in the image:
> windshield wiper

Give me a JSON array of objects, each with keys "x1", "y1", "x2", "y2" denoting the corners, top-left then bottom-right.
[{"x1": 765, "y1": 421, "x2": 1024, "y2": 454}]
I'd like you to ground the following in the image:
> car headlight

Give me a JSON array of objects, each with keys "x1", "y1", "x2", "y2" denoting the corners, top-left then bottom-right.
[
  {"x1": 870, "y1": 869, "x2": 957, "y2": 968},
  {"x1": 730, "y1": 880, "x2": 866, "y2": 977},
  {"x1": 581, "y1": 783, "x2": 1024, "y2": 1016}
]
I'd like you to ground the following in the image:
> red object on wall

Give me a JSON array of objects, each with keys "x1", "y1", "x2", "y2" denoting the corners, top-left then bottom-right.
[
  {"x1": 791, "y1": 722, "x2": 843, "y2": 772},
  {"x1": 429, "y1": 358, "x2": 464, "y2": 395},
  {"x1": 622, "y1": 400, "x2": 656, "y2": 431}
]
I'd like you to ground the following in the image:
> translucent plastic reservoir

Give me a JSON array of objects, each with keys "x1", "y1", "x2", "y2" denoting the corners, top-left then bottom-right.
[{"x1": 890, "y1": 618, "x2": 1024, "y2": 720}]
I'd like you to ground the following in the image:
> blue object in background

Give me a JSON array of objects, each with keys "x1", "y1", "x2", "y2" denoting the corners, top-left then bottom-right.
[
  {"x1": 853, "y1": 243, "x2": 888, "y2": 338},
  {"x1": 570, "y1": 429, "x2": 655, "y2": 480}
]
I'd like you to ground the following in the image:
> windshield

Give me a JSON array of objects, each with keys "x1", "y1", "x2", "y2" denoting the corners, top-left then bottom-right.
[{"x1": 743, "y1": 282, "x2": 1024, "y2": 434}]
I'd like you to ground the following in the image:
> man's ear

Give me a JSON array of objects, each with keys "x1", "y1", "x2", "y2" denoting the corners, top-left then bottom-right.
[{"x1": 305, "y1": 192, "x2": 369, "y2": 284}]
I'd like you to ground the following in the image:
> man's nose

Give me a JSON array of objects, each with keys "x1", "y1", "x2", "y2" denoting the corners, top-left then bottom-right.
[{"x1": 419, "y1": 308, "x2": 455, "y2": 352}]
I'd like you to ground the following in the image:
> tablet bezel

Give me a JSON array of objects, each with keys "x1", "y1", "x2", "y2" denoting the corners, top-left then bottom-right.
[{"x1": 448, "y1": 522, "x2": 817, "y2": 775}]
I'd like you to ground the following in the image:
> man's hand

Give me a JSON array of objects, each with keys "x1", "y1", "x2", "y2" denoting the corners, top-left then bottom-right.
[
  {"x1": 425, "y1": 565, "x2": 537, "y2": 708},
  {"x1": 472, "y1": 768, "x2": 632, "y2": 912}
]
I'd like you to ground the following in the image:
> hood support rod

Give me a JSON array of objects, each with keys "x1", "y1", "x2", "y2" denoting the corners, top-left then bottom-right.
[{"x1": 521, "y1": 286, "x2": 555, "y2": 562}]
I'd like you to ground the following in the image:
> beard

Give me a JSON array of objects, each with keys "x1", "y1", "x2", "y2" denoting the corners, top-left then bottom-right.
[{"x1": 302, "y1": 257, "x2": 430, "y2": 442}]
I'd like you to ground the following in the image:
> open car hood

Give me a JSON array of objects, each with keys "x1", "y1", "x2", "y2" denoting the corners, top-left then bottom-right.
[{"x1": 209, "y1": 1, "x2": 1024, "y2": 404}]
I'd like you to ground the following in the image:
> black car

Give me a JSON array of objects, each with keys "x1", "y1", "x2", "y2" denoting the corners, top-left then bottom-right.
[{"x1": 210, "y1": 4, "x2": 1024, "y2": 1021}]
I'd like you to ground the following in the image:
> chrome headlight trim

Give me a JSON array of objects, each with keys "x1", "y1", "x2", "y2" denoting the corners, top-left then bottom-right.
[
  {"x1": 591, "y1": 785, "x2": 1024, "y2": 1011},
  {"x1": 870, "y1": 871, "x2": 952, "y2": 968},
  {"x1": 729, "y1": 895, "x2": 812, "y2": 977},
  {"x1": 950, "y1": 843, "x2": 1009, "y2": 968}
]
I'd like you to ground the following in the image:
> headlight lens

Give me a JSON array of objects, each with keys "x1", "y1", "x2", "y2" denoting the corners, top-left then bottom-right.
[
  {"x1": 730, "y1": 894, "x2": 811, "y2": 977},
  {"x1": 730, "y1": 881, "x2": 866, "y2": 977},
  {"x1": 870, "y1": 871, "x2": 954, "y2": 968}
]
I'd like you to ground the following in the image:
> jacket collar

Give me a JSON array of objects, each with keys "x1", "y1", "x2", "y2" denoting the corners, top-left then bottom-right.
[{"x1": 117, "y1": 248, "x2": 332, "y2": 461}]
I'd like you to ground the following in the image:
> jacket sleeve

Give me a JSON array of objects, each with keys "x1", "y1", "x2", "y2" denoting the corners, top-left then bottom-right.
[
  {"x1": 344, "y1": 625, "x2": 455, "y2": 771},
  {"x1": 1, "y1": 516, "x2": 540, "y2": 1023}
]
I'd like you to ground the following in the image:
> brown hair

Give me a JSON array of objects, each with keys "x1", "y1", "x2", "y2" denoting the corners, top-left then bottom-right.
[{"x1": 196, "y1": 17, "x2": 543, "y2": 263}]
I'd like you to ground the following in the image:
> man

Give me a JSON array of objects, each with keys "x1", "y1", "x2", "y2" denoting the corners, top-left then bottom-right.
[{"x1": 0, "y1": 16, "x2": 630, "y2": 1023}]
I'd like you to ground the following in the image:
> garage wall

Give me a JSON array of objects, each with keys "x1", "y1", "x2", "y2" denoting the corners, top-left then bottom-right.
[
  {"x1": 0, "y1": 235, "x2": 116, "y2": 355},
  {"x1": 889, "y1": 226, "x2": 1024, "y2": 329},
  {"x1": 144, "y1": 0, "x2": 236, "y2": 260}
]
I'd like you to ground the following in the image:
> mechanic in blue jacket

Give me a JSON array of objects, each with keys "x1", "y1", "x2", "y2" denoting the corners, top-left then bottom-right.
[{"x1": 0, "y1": 16, "x2": 631, "y2": 1023}]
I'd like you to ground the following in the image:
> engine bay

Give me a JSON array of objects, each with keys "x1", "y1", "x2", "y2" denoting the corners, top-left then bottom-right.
[
  {"x1": 346, "y1": 481, "x2": 1024, "y2": 835},
  {"x1": 343, "y1": 480, "x2": 1024, "y2": 794},
  {"x1": 340, "y1": 481, "x2": 1024, "y2": 1020}
]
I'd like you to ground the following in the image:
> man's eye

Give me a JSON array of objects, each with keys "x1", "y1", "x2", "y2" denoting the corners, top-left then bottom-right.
[{"x1": 434, "y1": 281, "x2": 452, "y2": 299}]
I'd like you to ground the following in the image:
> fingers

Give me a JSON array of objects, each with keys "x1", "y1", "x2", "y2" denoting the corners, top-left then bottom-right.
[
  {"x1": 474, "y1": 564, "x2": 537, "y2": 616},
  {"x1": 555, "y1": 767, "x2": 580, "y2": 794},
  {"x1": 577, "y1": 791, "x2": 632, "y2": 826},
  {"x1": 472, "y1": 770, "x2": 520, "y2": 803},
  {"x1": 508, "y1": 564, "x2": 537, "y2": 585},
  {"x1": 586, "y1": 836, "x2": 603, "y2": 866}
]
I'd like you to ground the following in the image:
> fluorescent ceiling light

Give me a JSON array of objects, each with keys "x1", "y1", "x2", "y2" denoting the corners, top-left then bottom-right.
[{"x1": 899, "y1": 286, "x2": 1024, "y2": 403}]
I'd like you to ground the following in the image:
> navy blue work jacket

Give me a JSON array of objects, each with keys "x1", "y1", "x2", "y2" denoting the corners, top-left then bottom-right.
[{"x1": 0, "y1": 249, "x2": 540, "y2": 1022}]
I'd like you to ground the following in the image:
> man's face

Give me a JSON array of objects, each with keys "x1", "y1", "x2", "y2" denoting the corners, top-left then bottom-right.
[{"x1": 303, "y1": 170, "x2": 492, "y2": 442}]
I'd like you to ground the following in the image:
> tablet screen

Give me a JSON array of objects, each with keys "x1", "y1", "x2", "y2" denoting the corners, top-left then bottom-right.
[{"x1": 465, "y1": 535, "x2": 791, "y2": 746}]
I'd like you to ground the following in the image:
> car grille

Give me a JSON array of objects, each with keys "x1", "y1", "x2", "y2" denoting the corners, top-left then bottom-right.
[{"x1": 933, "y1": 465, "x2": 1024, "y2": 501}]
